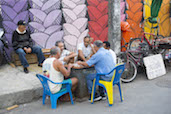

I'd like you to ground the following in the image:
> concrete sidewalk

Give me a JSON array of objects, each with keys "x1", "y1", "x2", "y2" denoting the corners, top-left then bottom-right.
[
  {"x1": 0, "y1": 66, "x2": 171, "y2": 114},
  {"x1": 0, "y1": 63, "x2": 171, "y2": 109},
  {"x1": 0, "y1": 64, "x2": 43, "y2": 109}
]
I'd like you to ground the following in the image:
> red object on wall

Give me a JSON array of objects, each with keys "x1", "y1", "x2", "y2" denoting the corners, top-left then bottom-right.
[{"x1": 87, "y1": 0, "x2": 108, "y2": 42}]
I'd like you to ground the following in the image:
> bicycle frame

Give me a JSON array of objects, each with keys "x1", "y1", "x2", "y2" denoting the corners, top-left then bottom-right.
[
  {"x1": 126, "y1": 49, "x2": 143, "y2": 66},
  {"x1": 139, "y1": 32, "x2": 161, "y2": 50}
]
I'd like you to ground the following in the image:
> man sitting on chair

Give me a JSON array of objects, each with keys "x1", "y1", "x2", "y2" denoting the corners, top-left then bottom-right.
[
  {"x1": 103, "y1": 41, "x2": 117, "y2": 64},
  {"x1": 77, "y1": 36, "x2": 96, "y2": 61},
  {"x1": 55, "y1": 41, "x2": 77, "y2": 65},
  {"x1": 77, "y1": 40, "x2": 115, "y2": 102},
  {"x1": 43, "y1": 47, "x2": 78, "y2": 101},
  {"x1": 12, "y1": 20, "x2": 45, "y2": 73}
]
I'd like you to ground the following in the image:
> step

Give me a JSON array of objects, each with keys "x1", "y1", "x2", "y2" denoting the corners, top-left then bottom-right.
[{"x1": 0, "y1": 64, "x2": 43, "y2": 109}]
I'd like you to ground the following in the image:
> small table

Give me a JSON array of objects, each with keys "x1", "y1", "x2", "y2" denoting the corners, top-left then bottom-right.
[{"x1": 70, "y1": 67, "x2": 96, "y2": 100}]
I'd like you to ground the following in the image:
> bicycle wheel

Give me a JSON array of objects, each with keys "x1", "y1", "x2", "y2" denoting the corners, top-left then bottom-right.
[
  {"x1": 154, "y1": 35, "x2": 166, "y2": 54},
  {"x1": 121, "y1": 59, "x2": 137, "y2": 83},
  {"x1": 128, "y1": 38, "x2": 150, "y2": 58}
]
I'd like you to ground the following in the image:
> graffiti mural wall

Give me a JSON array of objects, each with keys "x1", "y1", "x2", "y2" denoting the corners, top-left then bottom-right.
[
  {"x1": 158, "y1": 0, "x2": 170, "y2": 37},
  {"x1": 0, "y1": 0, "x2": 109, "y2": 54},
  {"x1": 29, "y1": 0, "x2": 63, "y2": 49},
  {"x1": 62, "y1": 0, "x2": 88, "y2": 52},
  {"x1": 0, "y1": 0, "x2": 170, "y2": 54},
  {"x1": 87, "y1": 0, "x2": 108, "y2": 42},
  {"x1": 0, "y1": 0, "x2": 108, "y2": 51},
  {"x1": 121, "y1": 0, "x2": 143, "y2": 43},
  {"x1": 121, "y1": 0, "x2": 170, "y2": 48}
]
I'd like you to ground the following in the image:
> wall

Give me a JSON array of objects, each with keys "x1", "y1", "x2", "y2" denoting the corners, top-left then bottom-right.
[
  {"x1": 0, "y1": 0, "x2": 110, "y2": 54},
  {"x1": 121, "y1": 0, "x2": 170, "y2": 49}
]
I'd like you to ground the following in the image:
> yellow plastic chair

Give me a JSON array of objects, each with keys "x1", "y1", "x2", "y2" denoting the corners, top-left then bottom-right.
[{"x1": 91, "y1": 64, "x2": 125, "y2": 106}]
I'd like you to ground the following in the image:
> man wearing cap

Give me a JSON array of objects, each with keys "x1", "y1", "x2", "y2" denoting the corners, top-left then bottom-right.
[{"x1": 12, "y1": 20, "x2": 45, "y2": 73}]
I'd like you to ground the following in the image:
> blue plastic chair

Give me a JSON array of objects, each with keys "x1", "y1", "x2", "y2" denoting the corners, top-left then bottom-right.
[
  {"x1": 91, "y1": 64, "x2": 125, "y2": 106},
  {"x1": 36, "y1": 74, "x2": 74, "y2": 109}
]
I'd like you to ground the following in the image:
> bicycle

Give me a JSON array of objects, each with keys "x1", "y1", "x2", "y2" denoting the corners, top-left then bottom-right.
[
  {"x1": 118, "y1": 19, "x2": 167, "y2": 82},
  {"x1": 128, "y1": 18, "x2": 166, "y2": 58},
  {"x1": 117, "y1": 39, "x2": 148, "y2": 82},
  {"x1": 118, "y1": 20, "x2": 158, "y2": 82}
]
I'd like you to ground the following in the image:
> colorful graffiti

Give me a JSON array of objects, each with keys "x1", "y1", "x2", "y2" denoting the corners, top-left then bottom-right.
[
  {"x1": 29, "y1": 0, "x2": 63, "y2": 49},
  {"x1": 121, "y1": 0, "x2": 126, "y2": 21},
  {"x1": 158, "y1": 0, "x2": 170, "y2": 37},
  {"x1": 121, "y1": 0, "x2": 143, "y2": 50},
  {"x1": 0, "y1": 0, "x2": 109, "y2": 53},
  {"x1": 0, "y1": 0, "x2": 170, "y2": 55},
  {"x1": 144, "y1": 0, "x2": 170, "y2": 39},
  {"x1": 121, "y1": 0, "x2": 170, "y2": 49},
  {"x1": 62, "y1": 0, "x2": 88, "y2": 52},
  {"x1": 87, "y1": 0, "x2": 108, "y2": 42},
  {"x1": 125, "y1": 0, "x2": 143, "y2": 38},
  {"x1": 1, "y1": 0, "x2": 30, "y2": 45},
  {"x1": 144, "y1": 0, "x2": 158, "y2": 39},
  {"x1": 0, "y1": 0, "x2": 32, "y2": 57}
]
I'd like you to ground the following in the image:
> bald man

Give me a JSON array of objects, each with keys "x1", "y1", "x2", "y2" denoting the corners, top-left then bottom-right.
[{"x1": 42, "y1": 47, "x2": 78, "y2": 99}]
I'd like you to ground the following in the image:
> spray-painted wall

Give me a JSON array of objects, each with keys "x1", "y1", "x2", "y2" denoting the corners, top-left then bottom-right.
[
  {"x1": 121, "y1": 0, "x2": 170, "y2": 47},
  {"x1": 0, "y1": 0, "x2": 109, "y2": 54},
  {"x1": 0, "y1": 0, "x2": 170, "y2": 56}
]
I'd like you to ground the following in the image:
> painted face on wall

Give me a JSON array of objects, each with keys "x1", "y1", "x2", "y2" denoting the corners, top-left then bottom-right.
[
  {"x1": 57, "y1": 42, "x2": 64, "y2": 52},
  {"x1": 84, "y1": 38, "x2": 90, "y2": 47}
]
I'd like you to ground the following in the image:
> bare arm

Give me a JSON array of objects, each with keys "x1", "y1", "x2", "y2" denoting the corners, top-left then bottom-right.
[
  {"x1": 55, "y1": 60, "x2": 72, "y2": 77},
  {"x1": 78, "y1": 50, "x2": 86, "y2": 61},
  {"x1": 63, "y1": 52, "x2": 77, "y2": 62},
  {"x1": 90, "y1": 44, "x2": 96, "y2": 54},
  {"x1": 77, "y1": 61, "x2": 89, "y2": 67}
]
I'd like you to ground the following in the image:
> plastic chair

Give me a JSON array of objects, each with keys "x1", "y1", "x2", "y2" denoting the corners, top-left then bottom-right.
[
  {"x1": 36, "y1": 74, "x2": 74, "y2": 109},
  {"x1": 91, "y1": 64, "x2": 125, "y2": 106}
]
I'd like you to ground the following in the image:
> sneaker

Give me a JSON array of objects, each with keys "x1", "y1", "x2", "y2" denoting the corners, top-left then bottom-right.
[
  {"x1": 101, "y1": 94, "x2": 107, "y2": 100},
  {"x1": 88, "y1": 93, "x2": 102, "y2": 102},
  {"x1": 24, "y1": 67, "x2": 29, "y2": 73}
]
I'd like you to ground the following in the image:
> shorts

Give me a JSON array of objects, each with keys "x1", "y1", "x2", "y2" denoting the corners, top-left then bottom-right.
[
  {"x1": 63, "y1": 79, "x2": 72, "y2": 85},
  {"x1": 56, "y1": 79, "x2": 72, "y2": 93}
]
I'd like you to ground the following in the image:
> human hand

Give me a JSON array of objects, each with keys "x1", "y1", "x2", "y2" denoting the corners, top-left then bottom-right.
[
  {"x1": 27, "y1": 48, "x2": 32, "y2": 53},
  {"x1": 77, "y1": 61, "x2": 82, "y2": 65},
  {"x1": 68, "y1": 63, "x2": 74, "y2": 69},
  {"x1": 24, "y1": 47, "x2": 27, "y2": 51},
  {"x1": 64, "y1": 56, "x2": 70, "y2": 62},
  {"x1": 90, "y1": 37, "x2": 93, "y2": 44},
  {"x1": 24, "y1": 47, "x2": 32, "y2": 53}
]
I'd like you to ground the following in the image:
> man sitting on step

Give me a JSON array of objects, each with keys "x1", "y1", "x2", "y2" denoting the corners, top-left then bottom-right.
[{"x1": 12, "y1": 20, "x2": 45, "y2": 73}]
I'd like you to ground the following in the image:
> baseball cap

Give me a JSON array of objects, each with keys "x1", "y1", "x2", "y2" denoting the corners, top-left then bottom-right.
[{"x1": 17, "y1": 20, "x2": 26, "y2": 26}]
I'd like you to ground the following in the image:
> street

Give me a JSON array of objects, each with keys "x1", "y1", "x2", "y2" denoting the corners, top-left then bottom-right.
[{"x1": 0, "y1": 67, "x2": 171, "y2": 114}]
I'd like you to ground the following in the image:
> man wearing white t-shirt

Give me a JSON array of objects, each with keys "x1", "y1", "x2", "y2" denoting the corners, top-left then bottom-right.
[
  {"x1": 103, "y1": 41, "x2": 116, "y2": 64},
  {"x1": 77, "y1": 36, "x2": 96, "y2": 61},
  {"x1": 56, "y1": 41, "x2": 77, "y2": 64}
]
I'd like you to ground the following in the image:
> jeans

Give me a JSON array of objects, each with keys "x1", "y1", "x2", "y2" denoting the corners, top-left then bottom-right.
[
  {"x1": 15, "y1": 45, "x2": 45, "y2": 68},
  {"x1": 86, "y1": 73, "x2": 111, "y2": 94}
]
